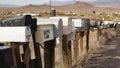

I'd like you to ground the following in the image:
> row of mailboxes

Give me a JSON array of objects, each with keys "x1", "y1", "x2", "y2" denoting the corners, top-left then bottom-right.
[
  {"x1": 0, "y1": 15, "x2": 91, "y2": 43},
  {"x1": 72, "y1": 18, "x2": 90, "y2": 32}
]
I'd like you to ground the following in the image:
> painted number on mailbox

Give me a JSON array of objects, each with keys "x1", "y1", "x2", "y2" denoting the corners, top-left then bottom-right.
[{"x1": 43, "y1": 26, "x2": 54, "y2": 42}]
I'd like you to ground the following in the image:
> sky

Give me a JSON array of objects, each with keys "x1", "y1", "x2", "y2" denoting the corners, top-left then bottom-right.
[{"x1": 0, "y1": 0, "x2": 97, "y2": 5}]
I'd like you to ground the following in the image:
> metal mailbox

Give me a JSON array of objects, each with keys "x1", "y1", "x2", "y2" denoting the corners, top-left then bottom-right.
[
  {"x1": 72, "y1": 19, "x2": 84, "y2": 32},
  {"x1": 35, "y1": 24, "x2": 54, "y2": 43},
  {"x1": 90, "y1": 20, "x2": 98, "y2": 28},
  {"x1": 0, "y1": 15, "x2": 37, "y2": 31},
  {"x1": 50, "y1": 16, "x2": 75, "y2": 35},
  {"x1": 1, "y1": 15, "x2": 32, "y2": 26},
  {"x1": 0, "y1": 15, "x2": 37, "y2": 42},
  {"x1": 82, "y1": 18, "x2": 90, "y2": 30},
  {"x1": 36, "y1": 18, "x2": 63, "y2": 37},
  {"x1": 72, "y1": 18, "x2": 90, "y2": 32},
  {"x1": 0, "y1": 26, "x2": 31, "y2": 42}
]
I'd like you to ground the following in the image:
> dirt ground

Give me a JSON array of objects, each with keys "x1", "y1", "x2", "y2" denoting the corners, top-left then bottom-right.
[{"x1": 83, "y1": 32, "x2": 120, "y2": 68}]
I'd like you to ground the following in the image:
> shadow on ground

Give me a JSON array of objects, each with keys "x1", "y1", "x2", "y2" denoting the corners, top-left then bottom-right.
[{"x1": 83, "y1": 34, "x2": 120, "y2": 68}]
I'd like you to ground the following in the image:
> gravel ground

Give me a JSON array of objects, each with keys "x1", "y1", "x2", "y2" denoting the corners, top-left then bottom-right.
[{"x1": 83, "y1": 34, "x2": 120, "y2": 68}]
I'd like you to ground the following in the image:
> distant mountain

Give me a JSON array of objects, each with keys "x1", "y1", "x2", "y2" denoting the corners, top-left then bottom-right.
[
  {"x1": 90, "y1": 0, "x2": 120, "y2": 7},
  {"x1": 0, "y1": 4, "x2": 18, "y2": 7},
  {"x1": 1, "y1": 1, "x2": 120, "y2": 15},
  {"x1": 46, "y1": 1, "x2": 76, "y2": 6}
]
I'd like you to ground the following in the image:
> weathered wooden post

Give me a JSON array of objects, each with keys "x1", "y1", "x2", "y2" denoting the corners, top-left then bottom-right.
[
  {"x1": 90, "y1": 19, "x2": 103, "y2": 47},
  {"x1": 36, "y1": 18, "x2": 63, "y2": 68},
  {"x1": 83, "y1": 19, "x2": 90, "y2": 52},
  {"x1": 72, "y1": 19, "x2": 84, "y2": 61},
  {"x1": 72, "y1": 18, "x2": 90, "y2": 58},
  {"x1": 35, "y1": 24, "x2": 55, "y2": 68},
  {"x1": 50, "y1": 16, "x2": 75, "y2": 68}
]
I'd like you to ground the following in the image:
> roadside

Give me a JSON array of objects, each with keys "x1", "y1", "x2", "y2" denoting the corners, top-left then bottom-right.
[{"x1": 83, "y1": 33, "x2": 120, "y2": 68}]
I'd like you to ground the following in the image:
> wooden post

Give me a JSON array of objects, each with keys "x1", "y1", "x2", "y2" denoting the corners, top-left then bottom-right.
[
  {"x1": 32, "y1": 33, "x2": 42, "y2": 68},
  {"x1": 22, "y1": 43, "x2": 31, "y2": 68},
  {"x1": 62, "y1": 35, "x2": 72, "y2": 68},
  {"x1": 68, "y1": 40, "x2": 72, "y2": 68},
  {"x1": 62, "y1": 35, "x2": 69, "y2": 68},
  {"x1": 79, "y1": 32, "x2": 84, "y2": 53},
  {"x1": 97, "y1": 28, "x2": 100, "y2": 41},
  {"x1": 86, "y1": 30, "x2": 90, "y2": 51},
  {"x1": 11, "y1": 43, "x2": 22, "y2": 68},
  {"x1": 74, "y1": 33, "x2": 79, "y2": 62},
  {"x1": 44, "y1": 39, "x2": 56, "y2": 68},
  {"x1": 11, "y1": 43, "x2": 17, "y2": 67}
]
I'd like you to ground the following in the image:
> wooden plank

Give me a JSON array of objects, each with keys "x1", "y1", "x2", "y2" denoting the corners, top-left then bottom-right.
[
  {"x1": 11, "y1": 43, "x2": 17, "y2": 67},
  {"x1": 79, "y1": 32, "x2": 84, "y2": 53},
  {"x1": 11, "y1": 43, "x2": 22, "y2": 68},
  {"x1": 62, "y1": 35, "x2": 69, "y2": 68},
  {"x1": 22, "y1": 43, "x2": 31, "y2": 68},
  {"x1": 73, "y1": 35, "x2": 79, "y2": 62},
  {"x1": 44, "y1": 39, "x2": 56, "y2": 68},
  {"x1": 32, "y1": 33, "x2": 42, "y2": 68}
]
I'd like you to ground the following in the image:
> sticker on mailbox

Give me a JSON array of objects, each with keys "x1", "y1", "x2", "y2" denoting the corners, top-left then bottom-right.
[{"x1": 43, "y1": 26, "x2": 54, "y2": 42}]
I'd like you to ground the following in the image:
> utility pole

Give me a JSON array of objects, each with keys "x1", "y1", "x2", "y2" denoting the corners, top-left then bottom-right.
[{"x1": 50, "y1": 0, "x2": 51, "y2": 16}]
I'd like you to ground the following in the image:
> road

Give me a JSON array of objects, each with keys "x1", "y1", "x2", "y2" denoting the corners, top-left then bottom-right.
[{"x1": 83, "y1": 34, "x2": 120, "y2": 68}]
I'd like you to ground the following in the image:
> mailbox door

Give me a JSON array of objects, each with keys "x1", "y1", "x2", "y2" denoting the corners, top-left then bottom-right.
[
  {"x1": 35, "y1": 24, "x2": 54, "y2": 43},
  {"x1": 0, "y1": 26, "x2": 31, "y2": 42},
  {"x1": 36, "y1": 18, "x2": 63, "y2": 37}
]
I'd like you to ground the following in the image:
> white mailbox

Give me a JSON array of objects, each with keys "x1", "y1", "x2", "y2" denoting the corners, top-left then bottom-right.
[
  {"x1": 50, "y1": 16, "x2": 75, "y2": 35},
  {"x1": 72, "y1": 19, "x2": 83, "y2": 27},
  {"x1": 35, "y1": 24, "x2": 54, "y2": 43},
  {"x1": 72, "y1": 19, "x2": 85, "y2": 32},
  {"x1": 0, "y1": 26, "x2": 31, "y2": 42},
  {"x1": 36, "y1": 18, "x2": 63, "y2": 37}
]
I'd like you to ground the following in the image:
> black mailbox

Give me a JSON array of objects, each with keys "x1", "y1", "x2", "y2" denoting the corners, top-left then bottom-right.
[
  {"x1": 82, "y1": 18, "x2": 90, "y2": 30},
  {"x1": 0, "y1": 46, "x2": 14, "y2": 68},
  {"x1": 1, "y1": 15, "x2": 37, "y2": 32}
]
